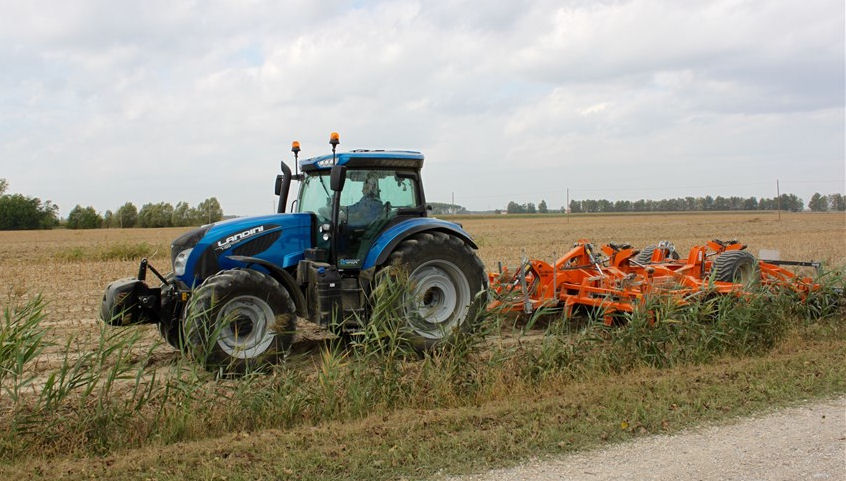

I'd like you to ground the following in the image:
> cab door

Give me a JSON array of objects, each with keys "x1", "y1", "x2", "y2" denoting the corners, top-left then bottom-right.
[{"x1": 336, "y1": 169, "x2": 420, "y2": 269}]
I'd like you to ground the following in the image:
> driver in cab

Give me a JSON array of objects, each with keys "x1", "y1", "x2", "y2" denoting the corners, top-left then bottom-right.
[{"x1": 346, "y1": 173, "x2": 384, "y2": 226}]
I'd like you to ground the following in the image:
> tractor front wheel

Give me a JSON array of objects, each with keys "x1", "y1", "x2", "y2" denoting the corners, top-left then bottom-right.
[
  {"x1": 183, "y1": 269, "x2": 296, "y2": 375},
  {"x1": 386, "y1": 232, "x2": 486, "y2": 351}
]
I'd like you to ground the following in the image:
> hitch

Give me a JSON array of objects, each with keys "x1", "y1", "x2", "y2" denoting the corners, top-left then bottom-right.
[
  {"x1": 760, "y1": 259, "x2": 823, "y2": 276},
  {"x1": 138, "y1": 258, "x2": 169, "y2": 285}
]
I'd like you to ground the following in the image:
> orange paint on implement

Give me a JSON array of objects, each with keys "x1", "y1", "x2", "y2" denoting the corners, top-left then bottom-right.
[{"x1": 488, "y1": 239, "x2": 820, "y2": 324}]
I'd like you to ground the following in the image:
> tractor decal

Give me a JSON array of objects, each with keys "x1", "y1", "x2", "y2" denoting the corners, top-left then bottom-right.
[{"x1": 215, "y1": 226, "x2": 266, "y2": 251}]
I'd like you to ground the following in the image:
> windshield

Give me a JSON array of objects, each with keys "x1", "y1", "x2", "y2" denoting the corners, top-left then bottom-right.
[{"x1": 297, "y1": 173, "x2": 332, "y2": 223}]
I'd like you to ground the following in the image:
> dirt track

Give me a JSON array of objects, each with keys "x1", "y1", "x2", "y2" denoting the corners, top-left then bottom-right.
[{"x1": 445, "y1": 396, "x2": 846, "y2": 481}]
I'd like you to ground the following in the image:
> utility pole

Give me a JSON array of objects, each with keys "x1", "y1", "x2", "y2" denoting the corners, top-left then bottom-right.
[
  {"x1": 776, "y1": 179, "x2": 781, "y2": 221},
  {"x1": 451, "y1": 192, "x2": 455, "y2": 215},
  {"x1": 566, "y1": 188, "x2": 570, "y2": 224}
]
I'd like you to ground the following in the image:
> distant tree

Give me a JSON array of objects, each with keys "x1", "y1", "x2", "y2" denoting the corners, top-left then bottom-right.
[
  {"x1": 0, "y1": 194, "x2": 59, "y2": 230},
  {"x1": 538, "y1": 200, "x2": 548, "y2": 213},
  {"x1": 808, "y1": 193, "x2": 828, "y2": 212},
  {"x1": 506, "y1": 201, "x2": 524, "y2": 214},
  {"x1": 526, "y1": 202, "x2": 536, "y2": 214},
  {"x1": 0, "y1": 180, "x2": 59, "y2": 230},
  {"x1": 828, "y1": 193, "x2": 845, "y2": 211},
  {"x1": 613, "y1": 200, "x2": 631, "y2": 212},
  {"x1": 103, "y1": 210, "x2": 114, "y2": 228},
  {"x1": 780, "y1": 193, "x2": 803, "y2": 212},
  {"x1": 583, "y1": 199, "x2": 599, "y2": 213},
  {"x1": 67, "y1": 205, "x2": 103, "y2": 229},
  {"x1": 138, "y1": 202, "x2": 175, "y2": 228},
  {"x1": 172, "y1": 201, "x2": 193, "y2": 226},
  {"x1": 115, "y1": 202, "x2": 138, "y2": 228},
  {"x1": 428, "y1": 202, "x2": 468, "y2": 215},
  {"x1": 743, "y1": 197, "x2": 758, "y2": 210},
  {"x1": 194, "y1": 197, "x2": 223, "y2": 224},
  {"x1": 568, "y1": 200, "x2": 582, "y2": 213}
]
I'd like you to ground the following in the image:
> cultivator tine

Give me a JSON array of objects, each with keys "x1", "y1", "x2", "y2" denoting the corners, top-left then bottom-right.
[
  {"x1": 519, "y1": 249, "x2": 532, "y2": 314},
  {"x1": 552, "y1": 250, "x2": 557, "y2": 301}
]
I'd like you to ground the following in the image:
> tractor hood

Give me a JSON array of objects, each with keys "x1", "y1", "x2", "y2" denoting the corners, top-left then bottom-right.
[{"x1": 173, "y1": 213, "x2": 313, "y2": 286}]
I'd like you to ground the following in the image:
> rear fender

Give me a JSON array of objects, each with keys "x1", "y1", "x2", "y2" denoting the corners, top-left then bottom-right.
[{"x1": 361, "y1": 218, "x2": 478, "y2": 270}]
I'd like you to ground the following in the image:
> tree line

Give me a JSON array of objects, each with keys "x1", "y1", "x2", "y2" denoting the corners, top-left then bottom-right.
[
  {"x1": 501, "y1": 193, "x2": 845, "y2": 214},
  {"x1": 428, "y1": 202, "x2": 468, "y2": 215},
  {"x1": 0, "y1": 179, "x2": 60, "y2": 230},
  {"x1": 0, "y1": 178, "x2": 224, "y2": 230},
  {"x1": 567, "y1": 194, "x2": 810, "y2": 213},
  {"x1": 506, "y1": 200, "x2": 549, "y2": 214},
  {"x1": 808, "y1": 193, "x2": 846, "y2": 212},
  {"x1": 67, "y1": 198, "x2": 224, "y2": 229}
]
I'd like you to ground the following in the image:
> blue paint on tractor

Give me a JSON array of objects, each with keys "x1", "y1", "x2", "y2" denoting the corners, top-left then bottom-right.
[
  {"x1": 299, "y1": 150, "x2": 423, "y2": 171},
  {"x1": 100, "y1": 141, "x2": 486, "y2": 374},
  {"x1": 178, "y1": 213, "x2": 313, "y2": 285},
  {"x1": 362, "y1": 218, "x2": 476, "y2": 269}
]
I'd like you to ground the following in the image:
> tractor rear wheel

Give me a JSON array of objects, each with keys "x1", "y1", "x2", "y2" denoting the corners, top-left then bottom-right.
[
  {"x1": 183, "y1": 268, "x2": 296, "y2": 375},
  {"x1": 713, "y1": 250, "x2": 760, "y2": 286},
  {"x1": 386, "y1": 232, "x2": 486, "y2": 351}
]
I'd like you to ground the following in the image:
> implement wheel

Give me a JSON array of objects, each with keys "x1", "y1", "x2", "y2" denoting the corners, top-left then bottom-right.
[
  {"x1": 183, "y1": 268, "x2": 296, "y2": 375},
  {"x1": 386, "y1": 232, "x2": 486, "y2": 351},
  {"x1": 635, "y1": 244, "x2": 680, "y2": 264},
  {"x1": 713, "y1": 250, "x2": 760, "y2": 287}
]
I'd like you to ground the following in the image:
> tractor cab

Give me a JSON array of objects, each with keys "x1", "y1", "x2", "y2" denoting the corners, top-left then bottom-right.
[{"x1": 277, "y1": 134, "x2": 429, "y2": 271}]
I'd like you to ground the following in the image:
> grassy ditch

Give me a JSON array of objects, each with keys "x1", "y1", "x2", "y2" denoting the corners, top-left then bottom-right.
[{"x1": 0, "y1": 271, "x2": 844, "y2": 478}]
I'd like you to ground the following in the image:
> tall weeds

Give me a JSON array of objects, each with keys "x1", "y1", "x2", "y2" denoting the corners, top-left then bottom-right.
[{"x1": 0, "y1": 270, "x2": 842, "y2": 460}]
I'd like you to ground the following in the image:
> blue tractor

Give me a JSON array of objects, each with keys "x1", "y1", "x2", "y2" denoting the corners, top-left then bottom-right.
[{"x1": 101, "y1": 134, "x2": 487, "y2": 374}]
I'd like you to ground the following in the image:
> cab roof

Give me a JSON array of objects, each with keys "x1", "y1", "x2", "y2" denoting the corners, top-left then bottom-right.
[{"x1": 299, "y1": 149, "x2": 424, "y2": 172}]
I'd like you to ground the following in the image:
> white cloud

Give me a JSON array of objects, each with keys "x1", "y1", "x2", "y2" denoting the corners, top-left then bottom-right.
[{"x1": 0, "y1": 0, "x2": 842, "y2": 215}]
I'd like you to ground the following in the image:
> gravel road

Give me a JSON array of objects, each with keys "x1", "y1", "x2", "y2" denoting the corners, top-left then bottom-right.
[{"x1": 444, "y1": 396, "x2": 846, "y2": 481}]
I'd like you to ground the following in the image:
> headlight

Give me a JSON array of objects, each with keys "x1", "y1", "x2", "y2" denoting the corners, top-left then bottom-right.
[{"x1": 173, "y1": 248, "x2": 193, "y2": 276}]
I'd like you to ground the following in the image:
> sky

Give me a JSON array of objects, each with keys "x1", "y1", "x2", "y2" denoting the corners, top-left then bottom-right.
[{"x1": 0, "y1": 0, "x2": 844, "y2": 216}]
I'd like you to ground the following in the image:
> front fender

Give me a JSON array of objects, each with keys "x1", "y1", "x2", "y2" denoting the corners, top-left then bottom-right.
[
  {"x1": 226, "y1": 255, "x2": 308, "y2": 318},
  {"x1": 361, "y1": 218, "x2": 478, "y2": 269}
]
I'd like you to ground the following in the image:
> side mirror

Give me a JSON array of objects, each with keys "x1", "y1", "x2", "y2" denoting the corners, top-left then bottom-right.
[
  {"x1": 274, "y1": 174, "x2": 284, "y2": 195},
  {"x1": 330, "y1": 165, "x2": 347, "y2": 192}
]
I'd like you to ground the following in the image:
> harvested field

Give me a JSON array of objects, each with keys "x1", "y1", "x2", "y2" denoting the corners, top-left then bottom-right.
[
  {"x1": 0, "y1": 211, "x2": 843, "y2": 479},
  {"x1": 0, "y1": 212, "x2": 843, "y2": 367},
  {"x1": 459, "y1": 211, "x2": 846, "y2": 269}
]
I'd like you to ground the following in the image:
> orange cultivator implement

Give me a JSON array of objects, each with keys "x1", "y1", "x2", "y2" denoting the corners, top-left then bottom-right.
[{"x1": 488, "y1": 239, "x2": 825, "y2": 323}]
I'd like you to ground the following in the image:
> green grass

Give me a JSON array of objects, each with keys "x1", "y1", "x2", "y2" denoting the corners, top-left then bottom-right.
[
  {"x1": 53, "y1": 242, "x2": 168, "y2": 262},
  {"x1": 3, "y1": 339, "x2": 843, "y2": 480},
  {"x1": 0, "y1": 273, "x2": 843, "y2": 479}
]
